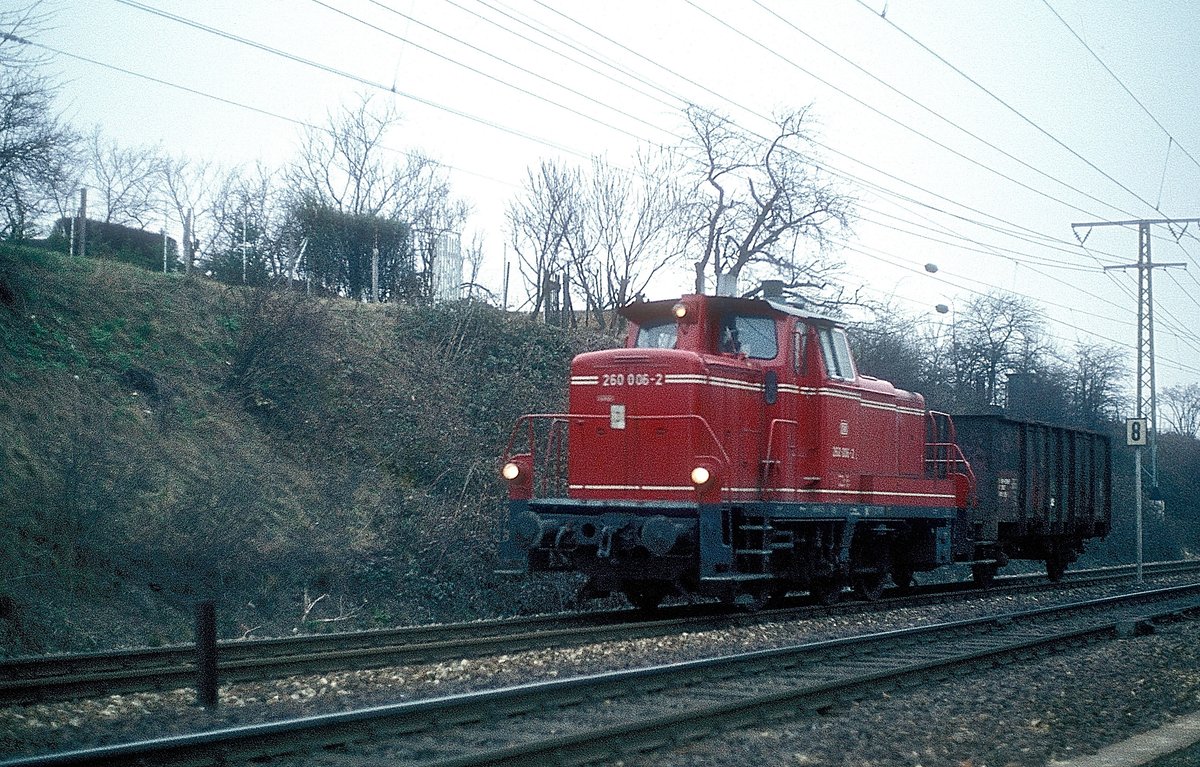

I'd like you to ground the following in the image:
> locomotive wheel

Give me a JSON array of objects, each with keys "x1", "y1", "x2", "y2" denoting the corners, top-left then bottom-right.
[
  {"x1": 734, "y1": 588, "x2": 767, "y2": 612},
  {"x1": 971, "y1": 563, "x2": 997, "y2": 589},
  {"x1": 810, "y1": 576, "x2": 842, "y2": 605},
  {"x1": 622, "y1": 582, "x2": 669, "y2": 611},
  {"x1": 852, "y1": 569, "x2": 888, "y2": 601},
  {"x1": 891, "y1": 566, "x2": 915, "y2": 594}
]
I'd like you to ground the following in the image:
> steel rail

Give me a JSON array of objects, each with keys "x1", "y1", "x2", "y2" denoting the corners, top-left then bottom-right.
[
  {"x1": 4, "y1": 581, "x2": 1200, "y2": 767},
  {"x1": 2, "y1": 559, "x2": 1196, "y2": 705}
]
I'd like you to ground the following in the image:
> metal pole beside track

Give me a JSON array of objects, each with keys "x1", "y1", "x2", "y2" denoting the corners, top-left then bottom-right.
[
  {"x1": 195, "y1": 600, "x2": 218, "y2": 709},
  {"x1": 1135, "y1": 447, "x2": 1144, "y2": 585}
]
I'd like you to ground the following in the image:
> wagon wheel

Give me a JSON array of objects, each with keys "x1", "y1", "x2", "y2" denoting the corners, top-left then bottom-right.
[
  {"x1": 971, "y1": 563, "x2": 997, "y2": 589},
  {"x1": 622, "y1": 581, "x2": 669, "y2": 611},
  {"x1": 810, "y1": 576, "x2": 843, "y2": 605}
]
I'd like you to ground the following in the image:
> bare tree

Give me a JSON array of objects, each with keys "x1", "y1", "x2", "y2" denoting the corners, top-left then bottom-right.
[
  {"x1": 952, "y1": 291, "x2": 1046, "y2": 408},
  {"x1": 681, "y1": 104, "x2": 852, "y2": 298},
  {"x1": 506, "y1": 159, "x2": 581, "y2": 317},
  {"x1": 0, "y1": 4, "x2": 78, "y2": 241},
  {"x1": 155, "y1": 153, "x2": 219, "y2": 274},
  {"x1": 1065, "y1": 342, "x2": 1127, "y2": 428},
  {"x1": 461, "y1": 229, "x2": 490, "y2": 302},
  {"x1": 850, "y1": 300, "x2": 934, "y2": 395},
  {"x1": 579, "y1": 149, "x2": 689, "y2": 327},
  {"x1": 288, "y1": 93, "x2": 461, "y2": 223},
  {"x1": 209, "y1": 162, "x2": 293, "y2": 283},
  {"x1": 1161, "y1": 383, "x2": 1200, "y2": 438},
  {"x1": 82, "y1": 129, "x2": 164, "y2": 227},
  {"x1": 287, "y1": 93, "x2": 464, "y2": 301}
]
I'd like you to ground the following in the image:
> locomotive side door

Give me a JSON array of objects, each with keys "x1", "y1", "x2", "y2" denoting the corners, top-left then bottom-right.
[
  {"x1": 816, "y1": 325, "x2": 861, "y2": 494},
  {"x1": 712, "y1": 313, "x2": 776, "y2": 497}
]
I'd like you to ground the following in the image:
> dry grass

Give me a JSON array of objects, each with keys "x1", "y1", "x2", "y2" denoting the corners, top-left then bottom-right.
[{"x1": 0, "y1": 246, "x2": 617, "y2": 654}]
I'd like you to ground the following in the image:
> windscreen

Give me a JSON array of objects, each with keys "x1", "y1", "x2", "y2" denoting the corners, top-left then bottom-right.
[{"x1": 635, "y1": 321, "x2": 678, "y2": 349}]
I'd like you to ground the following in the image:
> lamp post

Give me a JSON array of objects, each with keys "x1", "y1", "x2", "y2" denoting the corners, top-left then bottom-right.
[{"x1": 934, "y1": 299, "x2": 959, "y2": 392}]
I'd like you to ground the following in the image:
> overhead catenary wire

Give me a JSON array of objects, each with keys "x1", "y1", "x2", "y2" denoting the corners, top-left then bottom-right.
[
  {"x1": 834, "y1": 236, "x2": 1200, "y2": 378},
  {"x1": 735, "y1": 0, "x2": 1152, "y2": 223},
  {"x1": 1039, "y1": 0, "x2": 1200, "y2": 181},
  {"x1": 108, "y1": 0, "x2": 593, "y2": 159},
  {"x1": 851, "y1": 0, "x2": 1165, "y2": 218},
  {"x1": 28, "y1": 41, "x2": 517, "y2": 191},
  {"x1": 308, "y1": 0, "x2": 675, "y2": 143}
]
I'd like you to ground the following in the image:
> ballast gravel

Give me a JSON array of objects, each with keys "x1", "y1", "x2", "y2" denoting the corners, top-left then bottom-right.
[{"x1": 3, "y1": 575, "x2": 1200, "y2": 766}]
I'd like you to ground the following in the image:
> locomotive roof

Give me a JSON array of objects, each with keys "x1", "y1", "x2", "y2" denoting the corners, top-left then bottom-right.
[{"x1": 621, "y1": 294, "x2": 843, "y2": 326}]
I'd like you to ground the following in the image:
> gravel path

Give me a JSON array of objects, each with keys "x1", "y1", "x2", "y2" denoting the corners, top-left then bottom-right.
[{"x1": 2, "y1": 575, "x2": 1199, "y2": 764}]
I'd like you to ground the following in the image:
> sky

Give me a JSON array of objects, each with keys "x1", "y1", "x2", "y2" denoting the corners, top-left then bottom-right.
[{"x1": 20, "y1": 0, "x2": 1200, "y2": 392}]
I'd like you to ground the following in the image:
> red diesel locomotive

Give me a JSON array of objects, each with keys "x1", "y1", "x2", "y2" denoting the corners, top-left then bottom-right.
[{"x1": 498, "y1": 292, "x2": 1111, "y2": 609}]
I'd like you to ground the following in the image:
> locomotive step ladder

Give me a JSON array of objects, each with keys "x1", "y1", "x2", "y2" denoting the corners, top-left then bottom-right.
[{"x1": 734, "y1": 515, "x2": 794, "y2": 574}]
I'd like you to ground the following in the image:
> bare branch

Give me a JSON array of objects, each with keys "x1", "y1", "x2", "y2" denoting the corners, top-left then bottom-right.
[{"x1": 680, "y1": 103, "x2": 853, "y2": 299}]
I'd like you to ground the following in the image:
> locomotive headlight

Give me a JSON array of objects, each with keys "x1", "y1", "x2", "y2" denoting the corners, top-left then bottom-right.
[
  {"x1": 690, "y1": 466, "x2": 711, "y2": 486},
  {"x1": 502, "y1": 462, "x2": 522, "y2": 481},
  {"x1": 672, "y1": 302, "x2": 688, "y2": 319}
]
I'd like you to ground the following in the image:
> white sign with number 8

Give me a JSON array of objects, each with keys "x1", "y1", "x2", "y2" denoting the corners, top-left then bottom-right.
[{"x1": 1126, "y1": 418, "x2": 1148, "y2": 446}]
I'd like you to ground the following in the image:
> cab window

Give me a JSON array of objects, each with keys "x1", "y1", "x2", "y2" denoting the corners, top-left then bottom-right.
[
  {"x1": 635, "y1": 321, "x2": 677, "y2": 349},
  {"x1": 793, "y1": 324, "x2": 809, "y2": 375},
  {"x1": 818, "y1": 327, "x2": 856, "y2": 380},
  {"x1": 718, "y1": 314, "x2": 778, "y2": 360}
]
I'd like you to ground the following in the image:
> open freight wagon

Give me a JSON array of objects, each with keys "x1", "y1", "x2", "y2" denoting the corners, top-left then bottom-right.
[{"x1": 952, "y1": 413, "x2": 1112, "y2": 581}]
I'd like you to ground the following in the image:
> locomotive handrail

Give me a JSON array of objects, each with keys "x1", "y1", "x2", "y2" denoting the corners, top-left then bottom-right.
[
  {"x1": 762, "y1": 418, "x2": 801, "y2": 487},
  {"x1": 504, "y1": 413, "x2": 569, "y2": 460},
  {"x1": 925, "y1": 410, "x2": 978, "y2": 504}
]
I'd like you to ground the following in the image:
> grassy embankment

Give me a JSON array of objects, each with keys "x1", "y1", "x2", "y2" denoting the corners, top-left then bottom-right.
[{"x1": 0, "y1": 243, "x2": 615, "y2": 654}]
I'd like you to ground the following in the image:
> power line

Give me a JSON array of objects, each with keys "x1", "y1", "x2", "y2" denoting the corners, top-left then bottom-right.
[
  {"x1": 438, "y1": 0, "x2": 690, "y2": 114},
  {"x1": 30, "y1": 41, "x2": 516, "y2": 190},
  {"x1": 833, "y1": 235, "x2": 1200, "y2": 378},
  {"x1": 851, "y1": 0, "x2": 1163, "y2": 217},
  {"x1": 495, "y1": 0, "x2": 1145, "y2": 278},
  {"x1": 109, "y1": 0, "x2": 591, "y2": 159},
  {"x1": 1039, "y1": 0, "x2": 1200, "y2": 182},
  {"x1": 750, "y1": 0, "x2": 1149, "y2": 222},
  {"x1": 855, "y1": 205, "x2": 1109, "y2": 275},
  {"x1": 309, "y1": 0, "x2": 672, "y2": 143}
]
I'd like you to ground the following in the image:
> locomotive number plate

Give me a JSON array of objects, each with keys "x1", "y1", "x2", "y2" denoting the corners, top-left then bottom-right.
[{"x1": 601, "y1": 372, "x2": 664, "y2": 386}]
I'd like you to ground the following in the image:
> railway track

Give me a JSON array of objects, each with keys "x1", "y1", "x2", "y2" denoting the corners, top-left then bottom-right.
[
  {"x1": 2, "y1": 559, "x2": 1197, "y2": 705},
  {"x1": 5, "y1": 580, "x2": 1199, "y2": 767}
]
